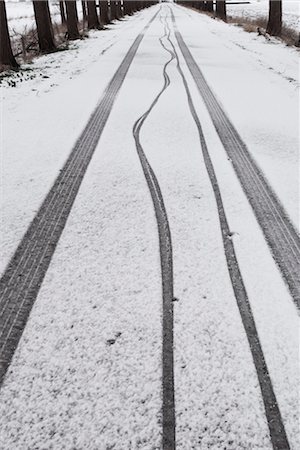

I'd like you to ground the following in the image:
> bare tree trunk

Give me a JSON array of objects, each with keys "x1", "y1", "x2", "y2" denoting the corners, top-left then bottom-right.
[
  {"x1": 0, "y1": 0, "x2": 19, "y2": 69},
  {"x1": 129, "y1": 1, "x2": 135, "y2": 13},
  {"x1": 110, "y1": 1, "x2": 117, "y2": 21},
  {"x1": 116, "y1": 0, "x2": 122, "y2": 18},
  {"x1": 132, "y1": 2, "x2": 139, "y2": 13},
  {"x1": 266, "y1": 0, "x2": 282, "y2": 36},
  {"x1": 206, "y1": 1, "x2": 214, "y2": 12},
  {"x1": 216, "y1": 0, "x2": 226, "y2": 21},
  {"x1": 65, "y1": 1, "x2": 80, "y2": 39},
  {"x1": 96, "y1": 0, "x2": 103, "y2": 27},
  {"x1": 100, "y1": 1, "x2": 110, "y2": 24},
  {"x1": 123, "y1": 1, "x2": 131, "y2": 16},
  {"x1": 82, "y1": 0, "x2": 87, "y2": 22},
  {"x1": 74, "y1": 1, "x2": 79, "y2": 22},
  {"x1": 87, "y1": 0, "x2": 101, "y2": 29},
  {"x1": 59, "y1": 1, "x2": 66, "y2": 23},
  {"x1": 33, "y1": 1, "x2": 56, "y2": 53}
]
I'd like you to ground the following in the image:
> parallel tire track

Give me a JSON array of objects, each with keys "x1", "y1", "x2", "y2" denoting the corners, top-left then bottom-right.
[
  {"x1": 0, "y1": 9, "x2": 159, "y2": 387},
  {"x1": 132, "y1": 18, "x2": 175, "y2": 450},
  {"x1": 171, "y1": 9, "x2": 300, "y2": 311},
  {"x1": 166, "y1": 8, "x2": 290, "y2": 449}
]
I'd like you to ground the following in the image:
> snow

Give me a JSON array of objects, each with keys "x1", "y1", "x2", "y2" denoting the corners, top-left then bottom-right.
[
  {"x1": 6, "y1": 1, "x2": 67, "y2": 36},
  {"x1": 139, "y1": 62, "x2": 273, "y2": 449},
  {"x1": 226, "y1": 0, "x2": 300, "y2": 32},
  {"x1": 0, "y1": 2, "x2": 299, "y2": 449},
  {"x1": 177, "y1": 42, "x2": 299, "y2": 446},
  {"x1": 174, "y1": 2, "x2": 299, "y2": 229},
  {"x1": 0, "y1": 7, "x2": 156, "y2": 275},
  {"x1": 6, "y1": 1, "x2": 299, "y2": 35}
]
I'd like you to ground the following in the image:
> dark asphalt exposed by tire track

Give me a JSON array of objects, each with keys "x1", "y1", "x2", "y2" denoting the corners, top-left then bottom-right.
[
  {"x1": 132, "y1": 16, "x2": 176, "y2": 450},
  {"x1": 171, "y1": 9, "x2": 300, "y2": 311},
  {"x1": 167, "y1": 7, "x2": 290, "y2": 449},
  {"x1": 0, "y1": 9, "x2": 159, "y2": 387}
]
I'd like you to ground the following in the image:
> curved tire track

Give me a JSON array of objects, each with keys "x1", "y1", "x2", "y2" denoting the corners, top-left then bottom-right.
[
  {"x1": 0, "y1": 9, "x2": 159, "y2": 387},
  {"x1": 165, "y1": 8, "x2": 290, "y2": 450},
  {"x1": 132, "y1": 17, "x2": 176, "y2": 450}
]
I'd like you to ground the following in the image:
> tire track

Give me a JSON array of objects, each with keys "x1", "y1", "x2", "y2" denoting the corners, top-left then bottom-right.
[
  {"x1": 164, "y1": 8, "x2": 290, "y2": 449},
  {"x1": 0, "y1": 9, "x2": 159, "y2": 387},
  {"x1": 132, "y1": 17, "x2": 176, "y2": 450},
  {"x1": 170, "y1": 9, "x2": 300, "y2": 311}
]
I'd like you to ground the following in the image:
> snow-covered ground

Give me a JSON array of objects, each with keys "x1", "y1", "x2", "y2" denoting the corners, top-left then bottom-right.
[
  {"x1": 175, "y1": 2, "x2": 299, "y2": 228},
  {"x1": 6, "y1": 0, "x2": 68, "y2": 36},
  {"x1": 0, "y1": 2, "x2": 299, "y2": 449},
  {"x1": 226, "y1": 0, "x2": 299, "y2": 31}
]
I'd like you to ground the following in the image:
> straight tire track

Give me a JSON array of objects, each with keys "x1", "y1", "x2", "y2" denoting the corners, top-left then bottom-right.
[
  {"x1": 166, "y1": 8, "x2": 290, "y2": 449},
  {"x1": 171, "y1": 8, "x2": 300, "y2": 311},
  {"x1": 0, "y1": 8, "x2": 159, "y2": 386},
  {"x1": 132, "y1": 17, "x2": 175, "y2": 450}
]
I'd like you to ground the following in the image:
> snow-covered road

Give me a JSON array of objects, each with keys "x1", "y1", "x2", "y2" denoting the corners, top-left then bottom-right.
[{"x1": 0, "y1": 3, "x2": 299, "y2": 449}]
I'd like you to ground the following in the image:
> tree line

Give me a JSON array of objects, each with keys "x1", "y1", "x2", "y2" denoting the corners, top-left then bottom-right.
[
  {"x1": 179, "y1": 1, "x2": 283, "y2": 37},
  {"x1": 0, "y1": 1, "x2": 288, "y2": 72},
  {"x1": 0, "y1": 1, "x2": 156, "y2": 71}
]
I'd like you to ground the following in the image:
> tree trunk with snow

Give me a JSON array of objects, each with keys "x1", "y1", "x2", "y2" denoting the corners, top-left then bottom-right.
[
  {"x1": 266, "y1": 0, "x2": 282, "y2": 36},
  {"x1": 33, "y1": 1, "x2": 56, "y2": 53},
  {"x1": 0, "y1": 0, "x2": 19, "y2": 70},
  {"x1": 65, "y1": 1, "x2": 80, "y2": 40},
  {"x1": 87, "y1": 0, "x2": 101, "y2": 29},
  {"x1": 216, "y1": 0, "x2": 226, "y2": 21}
]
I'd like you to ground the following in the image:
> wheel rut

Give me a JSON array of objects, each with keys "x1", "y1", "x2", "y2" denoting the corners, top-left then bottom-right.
[
  {"x1": 0, "y1": 6, "x2": 295, "y2": 450},
  {"x1": 0, "y1": 9, "x2": 159, "y2": 387},
  {"x1": 171, "y1": 9, "x2": 300, "y2": 312},
  {"x1": 132, "y1": 16, "x2": 176, "y2": 450},
  {"x1": 166, "y1": 8, "x2": 290, "y2": 449}
]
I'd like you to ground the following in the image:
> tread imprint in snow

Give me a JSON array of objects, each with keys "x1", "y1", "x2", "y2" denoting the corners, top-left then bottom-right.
[
  {"x1": 132, "y1": 17, "x2": 175, "y2": 450},
  {"x1": 169, "y1": 7, "x2": 291, "y2": 449},
  {"x1": 0, "y1": 9, "x2": 159, "y2": 387},
  {"x1": 172, "y1": 9, "x2": 300, "y2": 311}
]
